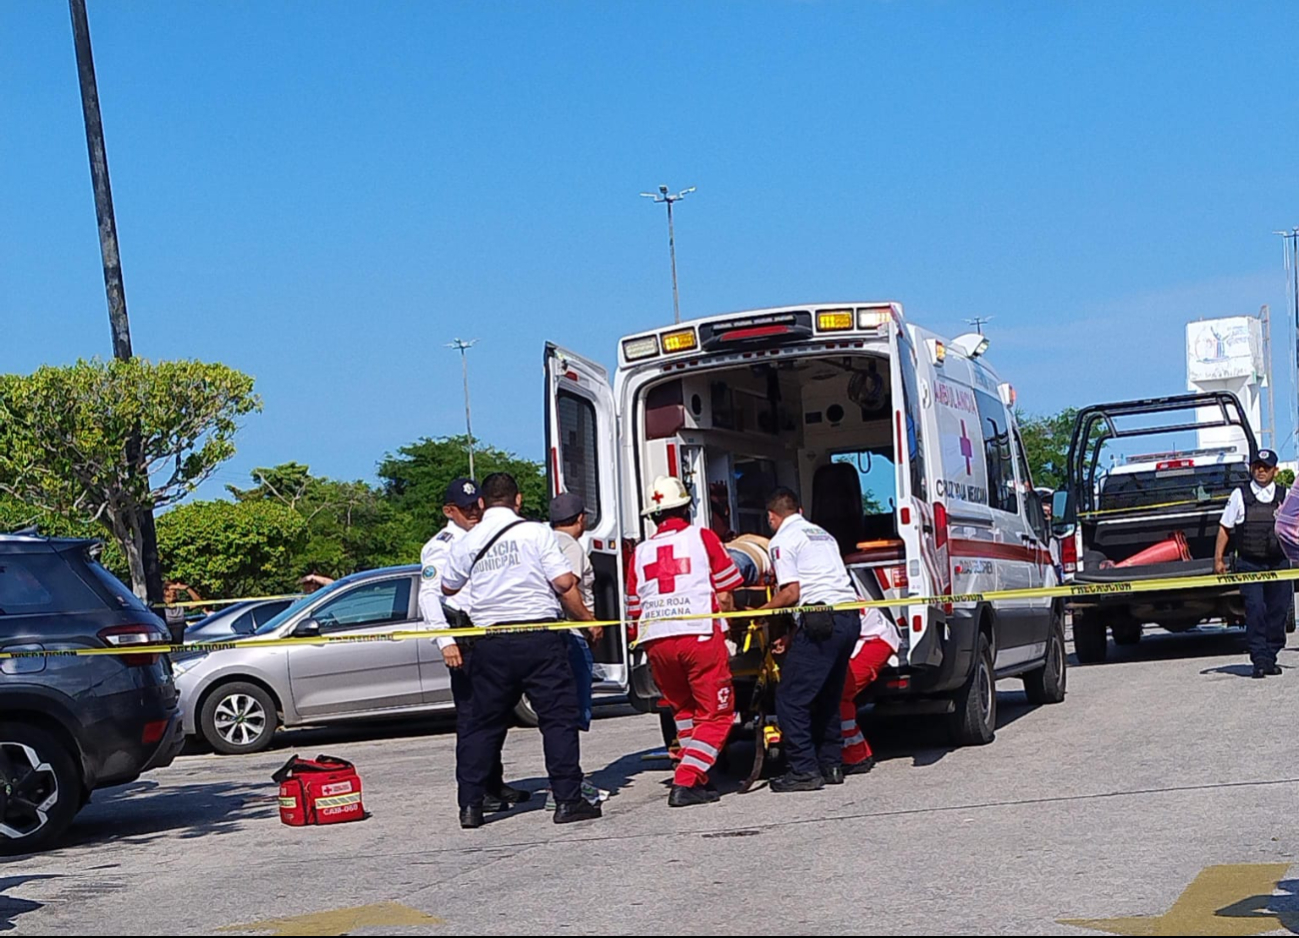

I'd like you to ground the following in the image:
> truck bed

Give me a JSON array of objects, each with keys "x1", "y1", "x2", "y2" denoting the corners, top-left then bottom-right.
[{"x1": 1073, "y1": 557, "x2": 1217, "y2": 583}]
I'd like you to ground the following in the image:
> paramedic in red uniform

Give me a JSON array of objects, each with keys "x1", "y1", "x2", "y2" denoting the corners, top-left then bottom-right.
[
  {"x1": 839, "y1": 606, "x2": 900, "y2": 774},
  {"x1": 627, "y1": 476, "x2": 744, "y2": 807}
]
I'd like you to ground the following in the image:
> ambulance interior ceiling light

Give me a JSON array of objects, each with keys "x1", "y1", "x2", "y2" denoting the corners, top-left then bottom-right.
[{"x1": 949, "y1": 332, "x2": 991, "y2": 359}]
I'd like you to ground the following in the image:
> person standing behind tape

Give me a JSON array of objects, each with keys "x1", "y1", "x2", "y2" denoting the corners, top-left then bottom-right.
[
  {"x1": 1214, "y1": 449, "x2": 1292, "y2": 679},
  {"x1": 418, "y1": 477, "x2": 529, "y2": 814},
  {"x1": 441, "y1": 472, "x2": 602, "y2": 829},
  {"x1": 627, "y1": 476, "x2": 743, "y2": 808},
  {"x1": 760, "y1": 487, "x2": 861, "y2": 793},
  {"x1": 549, "y1": 492, "x2": 602, "y2": 733}
]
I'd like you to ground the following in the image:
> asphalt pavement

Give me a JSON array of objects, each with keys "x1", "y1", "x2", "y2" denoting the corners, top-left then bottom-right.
[{"x1": 3, "y1": 627, "x2": 1297, "y2": 936}]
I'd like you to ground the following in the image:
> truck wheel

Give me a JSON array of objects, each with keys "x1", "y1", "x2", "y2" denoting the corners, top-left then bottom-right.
[
  {"x1": 1073, "y1": 613, "x2": 1109, "y2": 664},
  {"x1": 200, "y1": 682, "x2": 278, "y2": 755},
  {"x1": 948, "y1": 632, "x2": 996, "y2": 746},
  {"x1": 1023, "y1": 611, "x2": 1067, "y2": 705},
  {"x1": 1112, "y1": 620, "x2": 1143, "y2": 646},
  {"x1": 0, "y1": 723, "x2": 83, "y2": 856}
]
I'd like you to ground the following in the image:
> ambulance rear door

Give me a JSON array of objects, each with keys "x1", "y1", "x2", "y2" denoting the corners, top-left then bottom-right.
[{"x1": 543, "y1": 342, "x2": 626, "y2": 689}]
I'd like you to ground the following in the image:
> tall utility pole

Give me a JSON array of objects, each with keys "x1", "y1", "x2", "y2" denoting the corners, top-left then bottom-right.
[
  {"x1": 1261, "y1": 304, "x2": 1276, "y2": 450},
  {"x1": 69, "y1": 0, "x2": 163, "y2": 603},
  {"x1": 447, "y1": 339, "x2": 478, "y2": 479},
  {"x1": 70, "y1": 0, "x2": 132, "y2": 360},
  {"x1": 1277, "y1": 228, "x2": 1299, "y2": 456},
  {"x1": 641, "y1": 184, "x2": 695, "y2": 324}
]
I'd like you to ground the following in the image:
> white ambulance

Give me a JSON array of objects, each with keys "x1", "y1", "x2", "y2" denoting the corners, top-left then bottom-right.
[{"x1": 544, "y1": 302, "x2": 1065, "y2": 745}]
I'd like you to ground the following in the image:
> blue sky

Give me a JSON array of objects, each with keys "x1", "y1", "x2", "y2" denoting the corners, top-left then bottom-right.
[{"x1": 3, "y1": 1, "x2": 1298, "y2": 497}]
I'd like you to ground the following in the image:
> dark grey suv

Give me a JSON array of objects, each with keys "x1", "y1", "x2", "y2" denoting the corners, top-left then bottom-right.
[{"x1": 0, "y1": 535, "x2": 184, "y2": 855}]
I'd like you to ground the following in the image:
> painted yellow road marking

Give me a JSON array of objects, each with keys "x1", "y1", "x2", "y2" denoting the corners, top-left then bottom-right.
[
  {"x1": 219, "y1": 901, "x2": 443, "y2": 936},
  {"x1": 1061, "y1": 863, "x2": 1295, "y2": 935}
]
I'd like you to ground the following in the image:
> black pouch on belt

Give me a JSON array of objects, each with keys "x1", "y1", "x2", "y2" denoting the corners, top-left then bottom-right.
[{"x1": 801, "y1": 607, "x2": 835, "y2": 641}]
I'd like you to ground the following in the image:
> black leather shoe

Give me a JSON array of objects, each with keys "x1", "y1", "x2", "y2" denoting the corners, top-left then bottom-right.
[
  {"x1": 497, "y1": 783, "x2": 531, "y2": 804},
  {"x1": 668, "y1": 784, "x2": 721, "y2": 807},
  {"x1": 821, "y1": 765, "x2": 845, "y2": 786},
  {"x1": 1252, "y1": 667, "x2": 1267, "y2": 679},
  {"x1": 844, "y1": 756, "x2": 876, "y2": 776},
  {"x1": 553, "y1": 800, "x2": 603, "y2": 824},
  {"x1": 481, "y1": 793, "x2": 511, "y2": 813},
  {"x1": 1267, "y1": 665, "x2": 1284, "y2": 676},
  {"x1": 770, "y1": 771, "x2": 825, "y2": 793},
  {"x1": 459, "y1": 805, "x2": 485, "y2": 829}
]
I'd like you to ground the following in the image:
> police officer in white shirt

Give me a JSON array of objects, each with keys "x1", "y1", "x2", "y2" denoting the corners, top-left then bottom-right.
[
  {"x1": 419, "y1": 478, "x2": 529, "y2": 813},
  {"x1": 760, "y1": 487, "x2": 862, "y2": 792},
  {"x1": 1214, "y1": 449, "x2": 1292, "y2": 678},
  {"x1": 441, "y1": 473, "x2": 602, "y2": 828}
]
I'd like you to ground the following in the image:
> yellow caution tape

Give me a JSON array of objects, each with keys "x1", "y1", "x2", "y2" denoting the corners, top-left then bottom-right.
[
  {"x1": 4, "y1": 565, "x2": 1295, "y2": 661},
  {"x1": 1078, "y1": 496, "x2": 1228, "y2": 519}
]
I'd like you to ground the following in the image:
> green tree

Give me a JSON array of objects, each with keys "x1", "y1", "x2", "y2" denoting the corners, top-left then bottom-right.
[
  {"x1": 154, "y1": 500, "x2": 308, "y2": 599},
  {"x1": 1278, "y1": 468, "x2": 1296, "y2": 487},
  {"x1": 0, "y1": 359, "x2": 260, "y2": 598},
  {"x1": 1015, "y1": 408, "x2": 1079, "y2": 491},
  {"x1": 229, "y1": 463, "x2": 416, "y2": 578},
  {"x1": 378, "y1": 435, "x2": 549, "y2": 533}
]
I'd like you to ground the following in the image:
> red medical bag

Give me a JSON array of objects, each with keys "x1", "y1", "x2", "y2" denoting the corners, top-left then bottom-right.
[{"x1": 272, "y1": 754, "x2": 367, "y2": 826}]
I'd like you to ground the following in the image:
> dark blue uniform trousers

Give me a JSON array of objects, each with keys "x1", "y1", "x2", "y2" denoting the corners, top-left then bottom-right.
[
  {"x1": 1237, "y1": 558, "x2": 1292, "y2": 669},
  {"x1": 775, "y1": 610, "x2": 859, "y2": 776},
  {"x1": 449, "y1": 647, "x2": 506, "y2": 798},
  {"x1": 458, "y1": 629, "x2": 583, "y2": 808}
]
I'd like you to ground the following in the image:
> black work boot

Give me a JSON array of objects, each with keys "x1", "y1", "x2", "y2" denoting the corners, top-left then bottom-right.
[
  {"x1": 459, "y1": 804, "x2": 485, "y2": 829},
  {"x1": 553, "y1": 800, "x2": 603, "y2": 824},
  {"x1": 770, "y1": 771, "x2": 826, "y2": 793},
  {"x1": 668, "y1": 784, "x2": 721, "y2": 807}
]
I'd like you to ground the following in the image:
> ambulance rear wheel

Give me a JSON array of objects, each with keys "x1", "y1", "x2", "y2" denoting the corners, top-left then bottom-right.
[
  {"x1": 513, "y1": 696, "x2": 539, "y2": 728},
  {"x1": 1073, "y1": 613, "x2": 1109, "y2": 664},
  {"x1": 1023, "y1": 611, "x2": 1067, "y2": 705},
  {"x1": 948, "y1": 632, "x2": 996, "y2": 747}
]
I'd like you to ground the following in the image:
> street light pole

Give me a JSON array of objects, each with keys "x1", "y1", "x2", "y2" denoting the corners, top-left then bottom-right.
[
  {"x1": 641, "y1": 184, "x2": 696, "y2": 324},
  {"x1": 447, "y1": 339, "x2": 478, "y2": 479}
]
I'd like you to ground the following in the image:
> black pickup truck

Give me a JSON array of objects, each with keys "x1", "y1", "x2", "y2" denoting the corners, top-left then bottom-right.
[{"x1": 1055, "y1": 392, "x2": 1271, "y2": 663}]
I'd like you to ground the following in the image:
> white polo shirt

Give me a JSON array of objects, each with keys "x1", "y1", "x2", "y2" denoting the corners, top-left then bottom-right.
[
  {"x1": 420, "y1": 522, "x2": 474, "y2": 650},
  {"x1": 443, "y1": 507, "x2": 574, "y2": 628},
  {"x1": 769, "y1": 513, "x2": 858, "y2": 606},
  {"x1": 1219, "y1": 481, "x2": 1278, "y2": 530}
]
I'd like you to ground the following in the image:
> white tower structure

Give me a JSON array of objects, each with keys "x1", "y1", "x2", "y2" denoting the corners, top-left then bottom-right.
[{"x1": 1186, "y1": 316, "x2": 1267, "y2": 454}]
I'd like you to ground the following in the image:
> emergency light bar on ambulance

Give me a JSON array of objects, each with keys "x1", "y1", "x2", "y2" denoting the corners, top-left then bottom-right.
[{"x1": 618, "y1": 304, "x2": 901, "y2": 366}]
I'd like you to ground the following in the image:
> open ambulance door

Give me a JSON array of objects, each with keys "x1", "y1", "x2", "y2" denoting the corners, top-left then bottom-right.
[{"x1": 543, "y1": 342, "x2": 627, "y2": 691}]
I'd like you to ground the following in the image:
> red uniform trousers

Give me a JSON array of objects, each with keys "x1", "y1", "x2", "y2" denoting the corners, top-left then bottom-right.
[
  {"x1": 840, "y1": 637, "x2": 894, "y2": 765},
  {"x1": 645, "y1": 630, "x2": 734, "y2": 788}
]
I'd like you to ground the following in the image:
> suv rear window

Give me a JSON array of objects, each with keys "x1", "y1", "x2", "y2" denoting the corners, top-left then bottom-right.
[
  {"x1": 83, "y1": 561, "x2": 151, "y2": 612},
  {"x1": 0, "y1": 553, "x2": 107, "y2": 616}
]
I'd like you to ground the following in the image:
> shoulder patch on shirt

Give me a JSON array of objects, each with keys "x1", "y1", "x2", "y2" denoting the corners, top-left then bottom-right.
[
  {"x1": 434, "y1": 530, "x2": 455, "y2": 543},
  {"x1": 771, "y1": 546, "x2": 781, "y2": 560},
  {"x1": 422, "y1": 564, "x2": 437, "y2": 580}
]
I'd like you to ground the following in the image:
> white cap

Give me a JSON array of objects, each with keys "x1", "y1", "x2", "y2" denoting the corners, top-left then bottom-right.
[{"x1": 643, "y1": 475, "x2": 692, "y2": 517}]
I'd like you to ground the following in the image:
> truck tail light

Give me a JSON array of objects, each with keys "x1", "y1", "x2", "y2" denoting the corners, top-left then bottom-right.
[{"x1": 1061, "y1": 530, "x2": 1079, "y2": 574}]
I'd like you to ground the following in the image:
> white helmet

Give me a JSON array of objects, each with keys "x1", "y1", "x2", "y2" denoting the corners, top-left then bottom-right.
[{"x1": 643, "y1": 475, "x2": 692, "y2": 517}]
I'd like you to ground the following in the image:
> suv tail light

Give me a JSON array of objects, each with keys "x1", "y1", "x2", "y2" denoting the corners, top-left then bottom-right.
[{"x1": 98, "y1": 624, "x2": 168, "y2": 667}]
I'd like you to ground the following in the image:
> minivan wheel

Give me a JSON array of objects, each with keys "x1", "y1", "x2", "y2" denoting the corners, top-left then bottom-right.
[
  {"x1": 201, "y1": 682, "x2": 278, "y2": 755},
  {"x1": 948, "y1": 632, "x2": 997, "y2": 747},
  {"x1": 0, "y1": 723, "x2": 82, "y2": 856}
]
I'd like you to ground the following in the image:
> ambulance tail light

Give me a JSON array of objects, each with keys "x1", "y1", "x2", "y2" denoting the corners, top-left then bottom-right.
[
  {"x1": 887, "y1": 565, "x2": 909, "y2": 590},
  {"x1": 1061, "y1": 528, "x2": 1079, "y2": 575}
]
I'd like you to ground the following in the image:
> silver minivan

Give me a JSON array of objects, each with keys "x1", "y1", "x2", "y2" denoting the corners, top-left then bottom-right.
[{"x1": 173, "y1": 565, "x2": 621, "y2": 754}]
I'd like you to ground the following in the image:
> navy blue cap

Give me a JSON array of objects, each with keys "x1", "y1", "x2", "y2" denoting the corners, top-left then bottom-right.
[
  {"x1": 550, "y1": 492, "x2": 586, "y2": 524},
  {"x1": 444, "y1": 478, "x2": 480, "y2": 508},
  {"x1": 1255, "y1": 450, "x2": 1279, "y2": 469}
]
